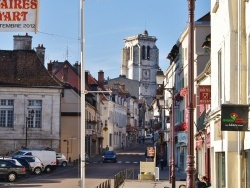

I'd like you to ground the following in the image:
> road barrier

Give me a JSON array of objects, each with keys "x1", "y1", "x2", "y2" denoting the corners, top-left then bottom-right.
[
  {"x1": 114, "y1": 170, "x2": 125, "y2": 188},
  {"x1": 95, "y1": 179, "x2": 111, "y2": 188}
]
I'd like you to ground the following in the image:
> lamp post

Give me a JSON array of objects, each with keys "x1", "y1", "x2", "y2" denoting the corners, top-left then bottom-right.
[
  {"x1": 186, "y1": 0, "x2": 196, "y2": 187},
  {"x1": 25, "y1": 109, "x2": 34, "y2": 148},
  {"x1": 156, "y1": 69, "x2": 175, "y2": 188}
]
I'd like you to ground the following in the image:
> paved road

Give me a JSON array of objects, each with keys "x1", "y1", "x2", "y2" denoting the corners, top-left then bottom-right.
[{"x1": 0, "y1": 142, "x2": 187, "y2": 188}]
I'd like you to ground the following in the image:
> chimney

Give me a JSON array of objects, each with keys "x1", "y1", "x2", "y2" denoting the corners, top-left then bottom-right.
[
  {"x1": 13, "y1": 33, "x2": 32, "y2": 50},
  {"x1": 85, "y1": 71, "x2": 89, "y2": 84},
  {"x1": 98, "y1": 70, "x2": 104, "y2": 89},
  {"x1": 35, "y1": 44, "x2": 46, "y2": 65},
  {"x1": 74, "y1": 61, "x2": 81, "y2": 75},
  {"x1": 63, "y1": 64, "x2": 69, "y2": 83},
  {"x1": 47, "y1": 60, "x2": 53, "y2": 75}
]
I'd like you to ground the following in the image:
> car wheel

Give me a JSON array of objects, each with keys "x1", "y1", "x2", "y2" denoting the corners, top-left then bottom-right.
[
  {"x1": 34, "y1": 167, "x2": 42, "y2": 175},
  {"x1": 62, "y1": 161, "x2": 67, "y2": 167},
  {"x1": 7, "y1": 172, "x2": 16, "y2": 182},
  {"x1": 45, "y1": 166, "x2": 52, "y2": 173}
]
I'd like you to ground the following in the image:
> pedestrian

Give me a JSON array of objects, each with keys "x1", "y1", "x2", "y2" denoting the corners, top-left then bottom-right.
[
  {"x1": 201, "y1": 176, "x2": 211, "y2": 187},
  {"x1": 105, "y1": 145, "x2": 109, "y2": 151},
  {"x1": 121, "y1": 141, "x2": 124, "y2": 150},
  {"x1": 195, "y1": 175, "x2": 210, "y2": 188}
]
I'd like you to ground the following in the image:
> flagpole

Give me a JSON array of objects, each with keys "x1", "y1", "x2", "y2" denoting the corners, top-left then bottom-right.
[{"x1": 80, "y1": 0, "x2": 85, "y2": 188}]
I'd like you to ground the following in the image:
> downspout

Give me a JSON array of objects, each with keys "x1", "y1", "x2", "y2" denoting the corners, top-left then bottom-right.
[
  {"x1": 237, "y1": 0, "x2": 242, "y2": 187},
  {"x1": 238, "y1": 0, "x2": 247, "y2": 187}
]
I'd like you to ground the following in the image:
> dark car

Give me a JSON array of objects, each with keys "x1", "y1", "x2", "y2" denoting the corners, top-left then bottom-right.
[
  {"x1": 0, "y1": 159, "x2": 26, "y2": 182},
  {"x1": 102, "y1": 151, "x2": 117, "y2": 163},
  {"x1": 12, "y1": 157, "x2": 32, "y2": 177}
]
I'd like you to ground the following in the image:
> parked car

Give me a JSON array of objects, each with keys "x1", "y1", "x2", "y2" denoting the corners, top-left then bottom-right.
[
  {"x1": 0, "y1": 159, "x2": 26, "y2": 182},
  {"x1": 13, "y1": 149, "x2": 57, "y2": 173},
  {"x1": 56, "y1": 153, "x2": 68, "y2": 167},
  {"x1": 102, "y1": 151, "x2": 117, "y2": 163},
  {"x1": 13, "y1": 155, "x2": 44, "y2": 175},
  {"x1": 12, "y1": 157, "x2": 32, "y2": 177},
  {"x1": 0, "y1": 157, "x2": 23, "y2": 167},
  {"x1": 0, "y1": 157, "x2": 32, "y2": 177}
]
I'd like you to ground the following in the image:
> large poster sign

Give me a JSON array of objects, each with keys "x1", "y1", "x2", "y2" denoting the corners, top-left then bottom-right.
[
  {"x1": 221, "y1": 104, "x2": 249, "y2": 131},
  {"x1": 0, "y1": 0, "x2": 40, "y2": 32}
]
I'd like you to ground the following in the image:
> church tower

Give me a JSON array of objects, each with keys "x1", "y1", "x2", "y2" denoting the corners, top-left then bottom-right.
[{"x1": 121, "y1": 30, "x2": 159, "y2": 105}]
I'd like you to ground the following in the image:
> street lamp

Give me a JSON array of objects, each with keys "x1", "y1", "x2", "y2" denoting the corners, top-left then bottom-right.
[
  {"x1": 156, "y1": 69, "x2": 175, "y2": 188},
  {"x1": 186, "y1": 0, "x2": 196, "y2": 187},
  {"x1": 25, "y1": 109, "x2": 34, "y2": 148}
]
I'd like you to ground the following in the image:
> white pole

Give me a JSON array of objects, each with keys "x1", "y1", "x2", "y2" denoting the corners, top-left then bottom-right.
[{"x1": 80, "y1": 0, "x2": 85, "y2": 187}]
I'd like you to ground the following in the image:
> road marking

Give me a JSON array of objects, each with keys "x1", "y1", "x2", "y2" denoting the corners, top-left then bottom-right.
[{"x1": 116, "y1": 153, "x2": 144, "y2": 155}]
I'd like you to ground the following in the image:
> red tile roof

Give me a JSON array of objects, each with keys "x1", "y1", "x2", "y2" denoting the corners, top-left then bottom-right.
[{"x1": 0, "y1": 50, "x2": 61, "y2": 87}]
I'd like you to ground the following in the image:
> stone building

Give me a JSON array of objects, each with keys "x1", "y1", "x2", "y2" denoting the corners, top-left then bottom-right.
[
  {"x1": 0, "y1": 34, "x2": 62, "y2": 155},
  {"x1": 121, "y1": 30, "x2": 159, "y2": 105}
]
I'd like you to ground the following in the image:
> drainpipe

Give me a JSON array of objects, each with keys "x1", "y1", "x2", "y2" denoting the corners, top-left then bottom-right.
[{"x1": 237, "y1": 0, "x2": 247, "y2": 188}]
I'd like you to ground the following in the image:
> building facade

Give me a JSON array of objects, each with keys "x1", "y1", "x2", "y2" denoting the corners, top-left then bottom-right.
[
  {"x1": 121, "y1": 30, "x2": 158, "y2": 105},
  {"x1": 208, "y1": 1, "x2": 250, "y2": 187},
  {"x1": 0, "y1": 35, "x2": 62, "y2": 155}
]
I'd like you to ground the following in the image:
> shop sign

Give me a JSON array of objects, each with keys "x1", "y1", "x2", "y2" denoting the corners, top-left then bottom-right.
[
  {"x1": 199, "y1": 85, "x2": 211, "y2": 104},
  {"x1": 221, "y1": 104, "x2": 249, "y2": 131},
  {"x1": 147, "y1": 146, "x2": 155, "y2": 157}
]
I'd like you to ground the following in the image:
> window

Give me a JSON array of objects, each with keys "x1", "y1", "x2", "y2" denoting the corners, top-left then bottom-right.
[
  {"x1": 28, "y1": 100, "x2": 42, "y2": 128},
  {"x1": 216, "y1": 152, "x2": 225, "y2": 187},
  {"x1": 109, "y1": 133, "x2": 112, "y2": 146},
  {"x1": 0, "y1": 99, "x2": 14, "y2": 127},
  {"x1": 142, "y1": 45, "x2": 145, "y2": 60},
  {"x1": 147, "y1": 46, "x2": 150, "y2": 60}
]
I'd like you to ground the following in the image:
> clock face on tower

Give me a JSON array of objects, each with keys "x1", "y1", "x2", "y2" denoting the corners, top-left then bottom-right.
[{"x1": 142, "y1": 69, "x2": 150, "y2": 79}]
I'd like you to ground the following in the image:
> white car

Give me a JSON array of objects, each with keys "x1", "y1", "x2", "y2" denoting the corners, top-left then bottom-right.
[
  {"x1": 13, "y1": 155, "x2": 44, "y2": 175},
  {"x1": 56, "y1": 153, "x2": 68, "y2": 167}
]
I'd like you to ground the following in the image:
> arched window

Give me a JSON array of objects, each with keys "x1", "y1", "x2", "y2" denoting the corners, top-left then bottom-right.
[
  {"x1": 142, "y1": 45, "x2": 145, "y2": 60},
  {"x1": 147, "y1": 46, "x2": 150, "y2": 60}
]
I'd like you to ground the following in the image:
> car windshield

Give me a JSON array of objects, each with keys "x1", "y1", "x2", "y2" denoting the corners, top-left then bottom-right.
[
  {"x1": 104, "y1": 151, "x2": 115, "y2": 155},
  {"x1": 13, "y1": 151, "x2": 26, "y2": 155}
]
